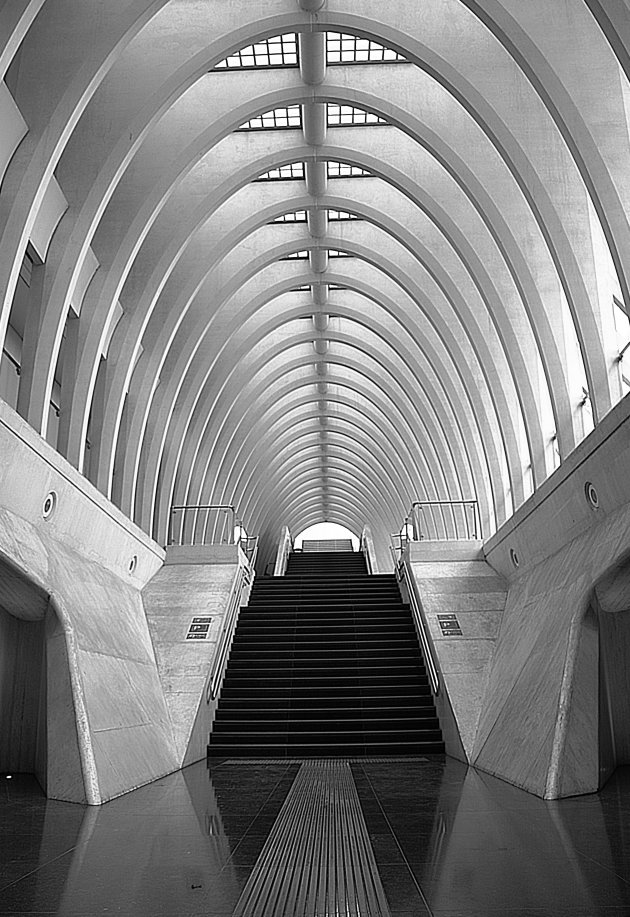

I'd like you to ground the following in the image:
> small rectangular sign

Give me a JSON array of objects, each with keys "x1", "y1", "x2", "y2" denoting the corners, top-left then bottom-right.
[
  {"x1": 186, "y1": 616, "x2": 213, "y2": 640},
  {"x1": 438, "y1": 614, "x2": 462, "y2": 636}
]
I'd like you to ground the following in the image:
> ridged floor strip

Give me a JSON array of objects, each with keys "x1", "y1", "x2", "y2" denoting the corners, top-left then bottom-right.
[
  {"x1": 231, "y1": 760, "x2": 392, "y2": 917},
  {"x1": 221, "y1": 757, "x2": 429, "y2": 765}
]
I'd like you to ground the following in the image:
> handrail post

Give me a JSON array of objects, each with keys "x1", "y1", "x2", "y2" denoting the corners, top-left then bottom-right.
[{"x1": 201, "y1": 507, "x2": 211, "y2": 545}]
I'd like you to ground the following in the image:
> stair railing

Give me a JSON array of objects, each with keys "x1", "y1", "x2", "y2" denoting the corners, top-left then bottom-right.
[
  {"x1": 206, "y1": 561, "x2": 251, "y2": 703},
  {"x1": 168, "y1": 504, "x2": 236, "y2": 546},
  {"x1": 273, "y1": 525, "x2": 293, "y2": 576},
  {"x1": 360, "y1": 525, "x2": 374, "y2": 573},
  {"x1": 393, "y1": 533, "x2": 440, "y2": 696},
  {"x1": 237, "y1": 532, "x2": 259, "y2": 567},
  {"x1": 404, "y1": 499, "x2": 481, "y2": 542}
]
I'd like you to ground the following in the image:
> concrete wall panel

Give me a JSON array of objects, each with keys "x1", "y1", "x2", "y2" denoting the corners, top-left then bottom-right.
[
  {"x1": 468, "y1": 395, "x2": 630, "y2": 797},
  {"x1": 406, "y1": 541, "x2": 507, "y2": 762},
  {"x1": 0, "y1": 401, "x2": 177, "y2": 803},
  {"x1": 142, "y1": 550, "x2": 247, "y2": 766}
]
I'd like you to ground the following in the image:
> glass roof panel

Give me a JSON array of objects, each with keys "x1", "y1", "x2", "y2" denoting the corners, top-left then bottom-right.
[
  {"x1": 327, "y1": 104, "x2": 387, "y2": 126},
  {"x1": 215, "y1": 34, "x2": 298, "y2": 69},
  {"x1": 239, "y1": 106, "x2": 302, "y2": 130},
  {"x1": 327, "y1": 162, "x2": 373, "y2": 178},
  {"x1": 271, "y1": 211, "x2": 308, "y2": 223},
  {"x1": 282, "y1": 250, "x2": 310, "y2": 260},
  {"x1": 326, "y1": 32, "x2": 407, "y2": 65},
  {"x1": 328, "y1": 210, "x2": 359, "y2": 221},
  {"x1": 256, "y1": 163, "x2": 305, "y2": 181},
  {"x1": 215, "y1": 31, "x2": 406, "y2": 70}
]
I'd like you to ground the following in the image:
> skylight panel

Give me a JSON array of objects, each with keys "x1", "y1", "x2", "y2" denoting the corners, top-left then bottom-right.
[
  {"x1": 256, "y1": 163, "x2": 305, "y2": 181},
  {"x1": 328, "y1": 249, "x2": 353, "y2": 258},
  {"x1": 327, "y1": 162, "x2": 373, "y2": 178},
  {"x1": 239, "y1": 106, "x2": 302, "y2": 130},
  {"x1": 213, "y1": 31, "x2": 406, "y2": 71},
  {"x1": 272, "y1": 211, "x2": 308, "y2": 223},
  {"x1": 282, "y1": 250, "x2": 310, "y2": 260},
  {"x1": 327, "y1": 210, "x2": 359, "y2": 221},
  {"x1": 327, "y1": 104, "x2": 387, "y2": 126},
  {"x1": 326, "y1": 32, "x2": 406, "y2": 64},
  {"x1": 214, "y1": 34, "x2": 298, "y2": 69}
]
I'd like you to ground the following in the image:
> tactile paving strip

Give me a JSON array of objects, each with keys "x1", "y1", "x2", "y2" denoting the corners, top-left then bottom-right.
[
  {"x1": 220, "y1": 757, "x2": 429, "y2": 765},
  {"x1": 231, "y1": 759, "x2": 392, "y2": 917}
]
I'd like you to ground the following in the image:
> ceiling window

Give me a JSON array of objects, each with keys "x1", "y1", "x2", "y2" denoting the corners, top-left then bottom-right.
[{"x1": 214, "y1": 34, "x2": 298, "y2": 69}]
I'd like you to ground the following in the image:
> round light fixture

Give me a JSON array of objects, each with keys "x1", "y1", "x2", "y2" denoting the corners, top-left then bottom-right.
[
  {"x1": 585, "y1": 481, "x2": 599, "y2": 509},
  {"x1": 43, "y1": 491, "x2": 57, "y2": 519}
]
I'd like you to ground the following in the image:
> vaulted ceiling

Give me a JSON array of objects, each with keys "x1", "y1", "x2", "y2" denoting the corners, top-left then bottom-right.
[{"x1": 1, "y1": 1, "x2": 629, "y2": 567}]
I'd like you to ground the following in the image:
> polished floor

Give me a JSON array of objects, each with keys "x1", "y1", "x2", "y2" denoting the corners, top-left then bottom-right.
[{"x1": 2, "y1": 756, "x2": 630, "y2": 916}]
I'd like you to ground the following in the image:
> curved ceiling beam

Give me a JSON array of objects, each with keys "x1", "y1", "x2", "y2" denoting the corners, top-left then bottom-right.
[
  {"x1": 111, "y1": 196, "x2": 521, "y2": 513},
  {"x1": 148, "y1": 320, "x2": 497, "y2": 542},
  {"x1": 196, "y1": 404, "x2": 428, "y2": 529},
  {"x1": 133, "y1": 244, "x2": 512, "y2": 530},
  {"x1": 60, "y1": 125, "x2": 541, "y2": 490},
  {"x1": 24, "y1": 69, "x2": 596, "y2": 490},
  {"x1": 1, "y1": 1, "x2": 627, "y2": 557},
  {"x1": 72, "y1": 112, "x2": 564, "y2": 491},
  {"x1": 174, "y1": 353, "x2": 447, "y2": 523}
]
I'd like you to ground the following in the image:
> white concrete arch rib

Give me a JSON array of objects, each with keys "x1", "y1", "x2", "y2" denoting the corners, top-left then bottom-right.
[{"x1": 0, "y1": 1, "x2": 627, "y2": 555}]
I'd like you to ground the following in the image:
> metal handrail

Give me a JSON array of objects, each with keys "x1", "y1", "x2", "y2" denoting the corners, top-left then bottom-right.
[
  {"x1": 396, "y1": 555, "x2": 440, "y2": 696},
  {"x1": 360, "y1": 526, "x2": 373, "y2": 573},
  {"x1": 237, "y1": 533, "x2": 259, "y2": 567},
  {"x1": 274, "y1": 526, "x2": 293, "y2": 576},
  {"x1": 405, "y1": 499, "x2": 481, "y2": 541},
  {"x1": 168, "y1": 504, "x2": 236, "y2": 546},
  {"x1": 390, "y1": 531, "x2": 408, "y2": 565},
  {"x1": 206, "y1": 563, "x2": 248, "y2": 703},
  {"x1": 361, "y1": 539, "x2": 372, "y2": 574}
]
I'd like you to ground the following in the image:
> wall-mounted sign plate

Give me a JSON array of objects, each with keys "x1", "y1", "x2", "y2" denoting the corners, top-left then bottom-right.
[
  {"x1": 186, "y1": 616, "x2": 213, "y2": 640},
  {"x1": 437, "y1": 613, "x2": 462, "y2": 636}
]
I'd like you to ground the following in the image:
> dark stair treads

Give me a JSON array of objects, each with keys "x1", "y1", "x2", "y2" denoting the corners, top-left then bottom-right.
[{"x1": 207, "y1": 550, "x2": 444, "y2": 758}]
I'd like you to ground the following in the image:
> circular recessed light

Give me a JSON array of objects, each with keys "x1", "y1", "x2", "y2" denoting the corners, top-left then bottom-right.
[
  {"x1": 510, "y1": 548, "x2": 520, "y2": 568},
  {"x1": 585, "y1": 481, "x2": 599, "y2": 509},
  {"x1": 43, "y1": 491, "x2": 57, "y2": 519}
]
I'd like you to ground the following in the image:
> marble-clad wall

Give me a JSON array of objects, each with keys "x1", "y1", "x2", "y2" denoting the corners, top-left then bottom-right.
[
  {"x1": 476, "y1": 396, "x2": 630, "y2": 798},
  {"x1": 142, "y1": 546, "x2": 249, "y2": 767},
  {"x1": 473, "y1": 499, "x2": 630, "y2": 798},
  {"x1": 408, "y1": 398, "x2": 630, "y2": 798},
  {"x1": 0, "y1": 404, "x2": 253, "y2": 803},
  {"x1": 407, "y1": 541, "x2": 508, "y2": 762},
  {"x1": 0, "y1": 404, "x2": 177, "y2": 804}
]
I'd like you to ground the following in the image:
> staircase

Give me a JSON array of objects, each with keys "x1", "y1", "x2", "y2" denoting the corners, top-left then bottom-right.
[{"x1": 207, "y1": 550, "x2": 444, "y2": 757}]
